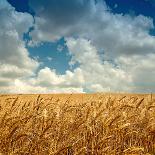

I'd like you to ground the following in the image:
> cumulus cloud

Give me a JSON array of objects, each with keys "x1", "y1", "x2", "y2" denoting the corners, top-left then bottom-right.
[
  {"x1": 34, "y1": 67, "x2": 85, "y2": 91},
  {"x1": 66, "y1": 37, "x2": 155, "y2": 93},
  {"x1": 0, "y1": 0, "x2": 37, "y2": 68},
  {"x1": 27, "y1": 0, "x2": 155, "y2": 93},
  {"x1": 29, "y1": 0, "x2": 155, "y2": 57},
  {"x1": 117, "y1": 54, "x2": 155, "y2": 92},
  {"x1": 66, "y1": 38, "x2": 131, "y2": 92},
  {"x1": 1, "y1": 0, "x2": 155, "y2": 93},
  {"x1": 0, "y1": 0, "x2": 39, "y2": 92},
  {"x1": 29, "y1": 0, "x2": 93, "y2": 44},
  {"x1": 1, "y1": 67, "x2": 85, "y2": 93},
  {"x1": 0, "y1": 0, "x2": 86, "y2": 93}
]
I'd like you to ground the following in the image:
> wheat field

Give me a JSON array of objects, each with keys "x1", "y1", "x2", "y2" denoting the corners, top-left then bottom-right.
[{"x1": 0, "y1": 93, "x2": 155, "y2": 155}]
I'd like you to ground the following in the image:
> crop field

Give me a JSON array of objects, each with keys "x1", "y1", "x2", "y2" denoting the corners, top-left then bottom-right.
[{"x1": 0, "y1": 93, "x2": 155, "y2": 155}]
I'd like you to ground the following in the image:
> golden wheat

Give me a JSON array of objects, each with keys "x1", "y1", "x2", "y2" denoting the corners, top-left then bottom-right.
[{"x1": 0, "y1": 93, "x2": 154, "y2": 155}]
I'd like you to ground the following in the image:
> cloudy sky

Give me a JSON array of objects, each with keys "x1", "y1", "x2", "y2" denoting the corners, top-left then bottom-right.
[{"x1": 1, "y1": 0, "x2": 155, "y2": 93}]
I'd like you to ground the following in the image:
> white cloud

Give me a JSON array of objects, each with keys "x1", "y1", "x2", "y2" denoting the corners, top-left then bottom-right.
[
  {"x1": 0, "y1": 30, "x2": 38, "y2": 69},
  {"x1": 29, "y1": 0, "x2": 93, "y2": 44},
  {"x1": 66, "y1": 38, "x2": 131, "y2": 92},
  {"x1": 0, "y1": 0, "x2": 36, "y2": 67},
  {"x1": 29, "y1": 0, "x2": 155, "y2": 57},
  {"x1": 5, "y1": 37, "x2": 155, "y2": 93},
  {"x1": 1, "y1": 0, "x2": 155, "y2": 93},
  {"x1": 0, "y1": 0, "x2": 39, "y2": 92},
  {"x1": 0, "y1": 31, "x2": 85, "y2": 92},
  {"x1": 34, "y1": 67, "x2": 84, "y2": 91},
  {"x1": 66, "y1": 37, "x2": 155, "y2": 93},
  {"x1": 0, "y1": 64, "x2": 35, "y2": 79},
  {"x1": 117, "y1": 54, "x2": 155, "y2": 92},
  {"x1": 2, "y1": 67, "x2": 85, "y2": 94},
  {"x1": 27, "y1": 0, "x2": 155, "y2": 93},
  {"x1": 0, "y1": 0, "x2": 86, "y2": 93}
]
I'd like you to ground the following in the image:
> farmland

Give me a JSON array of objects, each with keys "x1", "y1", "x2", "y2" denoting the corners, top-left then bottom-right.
[{"x1": 0, "y1": 93, "x2": 155, "y2": 154}]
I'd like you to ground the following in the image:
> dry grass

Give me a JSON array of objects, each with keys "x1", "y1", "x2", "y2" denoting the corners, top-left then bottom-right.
[{"x1": 0, "y1": 93, "x2": 155, "y2": 155}]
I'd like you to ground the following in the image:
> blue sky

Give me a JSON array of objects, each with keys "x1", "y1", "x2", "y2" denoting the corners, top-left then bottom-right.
[
  {"x1": 1, "y1": 0, "x2": 155, "y2": 93},
  {"x1": 28, "y1": 39, "x2": 71, "y2": 74}
]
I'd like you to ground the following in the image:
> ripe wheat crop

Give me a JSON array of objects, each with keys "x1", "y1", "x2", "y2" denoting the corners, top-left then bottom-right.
[{"x1": 0, "y1": 93, "x2": 154, "y2": 155}]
